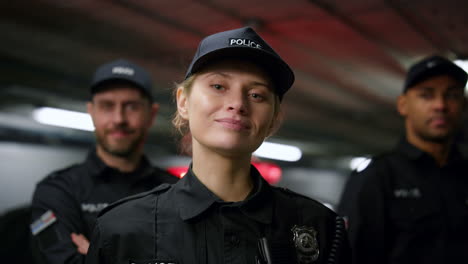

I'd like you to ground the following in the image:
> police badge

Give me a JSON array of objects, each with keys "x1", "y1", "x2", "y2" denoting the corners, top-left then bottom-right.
[{"x1": 292, "y1": 225, "x2": 319, "y2": 263}]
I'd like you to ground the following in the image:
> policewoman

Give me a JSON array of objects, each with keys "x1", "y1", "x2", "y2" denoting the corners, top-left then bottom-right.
[{"x1": 85, "y1": 27, "x2": 351, "y2": 264}]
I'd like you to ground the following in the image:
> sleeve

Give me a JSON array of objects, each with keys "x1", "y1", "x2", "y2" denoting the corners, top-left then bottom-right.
[
  {"x1": 339, "y1": 164, "x2": 387, "y2": 264},
  {"x1": 85, "y1": 222, "x2": 105, "y2": 264},
  {"x1": 30, "y1": 175, "x2": 86, "y2": 264}
]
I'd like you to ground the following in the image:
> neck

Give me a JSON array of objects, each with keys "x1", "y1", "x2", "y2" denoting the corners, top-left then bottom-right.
[
  {"x1": 406, "y1": 133, "x2": 452, "y2": 167},
  {"x1": 96, "y1": 146, "x2": 142, "y2": 172},
  {"x1": 191, "y1": 143, "x2": 254, "y2": 202}
]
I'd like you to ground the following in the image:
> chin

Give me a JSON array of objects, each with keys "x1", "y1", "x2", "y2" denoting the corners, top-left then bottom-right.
[
  {"x1": 422, "y1": 133, "x2": 452, "y2": 144},
  {"x1": 210, "y1": 142, "x2": 257, "y2": 156}
]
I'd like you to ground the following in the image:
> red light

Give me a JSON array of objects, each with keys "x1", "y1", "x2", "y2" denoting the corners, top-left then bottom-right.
[
  {"x1": 167, "y1": 162, "x2": 282, "y2": 184},
  {"x1": 166, "y1": 167, "x2": 188, "y2": 178},
  {"x1": 252, "y1": 162, "x2": 282, "y2": 184}
]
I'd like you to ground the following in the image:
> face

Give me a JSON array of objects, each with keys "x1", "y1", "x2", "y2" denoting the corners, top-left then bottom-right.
[
  {"x1": 87, "y1": 85, "x2": 158, "y2": 158},
  {"x1": 397, "y1": 75, "x2": 466, "y2": 144},
  {"x1": 176, "y1": 60, "x2": 279, "y2": 158}
]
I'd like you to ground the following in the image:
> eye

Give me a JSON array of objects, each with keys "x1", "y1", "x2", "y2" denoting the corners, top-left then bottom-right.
[
  {"x1": 211, "y1": 84, "x2": 224, "y2": 90},
  {"x1": 98, "y1": 101, "x2": 114, "y2": 111},
  {"x1": 418, "y1": 92, "x2": 432, "y2": 99},
  {"x1": 125, "y1": 102, "x2": 142, "y2": 111},
  {"x1": 250, "y1": 93, "x2": 266, "y2": 101},
  {"x1": 445, "y1": 91, "x2": 462, "y2": 100}
]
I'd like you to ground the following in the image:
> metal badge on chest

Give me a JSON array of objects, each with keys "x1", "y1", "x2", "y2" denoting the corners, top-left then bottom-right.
[{"x1": 292, "y1": 225, "x2": 319, "y2": 263}]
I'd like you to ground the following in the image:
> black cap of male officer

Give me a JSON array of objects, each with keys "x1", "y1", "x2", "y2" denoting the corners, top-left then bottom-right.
[
  {"x1": 91, "y1": 59, "x2": 154, "y2": 102},
  {"x1": 87, "y1": 59, "x2": 159, "y2": 171},
  {"x1": 403, "y1": 55, "x2": 467, "y2": 92},
  {"x1": 398, "y1": 55, "x2": 467, "y2": 165}
]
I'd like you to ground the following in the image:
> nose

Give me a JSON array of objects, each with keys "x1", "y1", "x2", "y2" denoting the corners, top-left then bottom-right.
[
  {"x1": 433, "y1": 95, "x2": 448, "y2": 112},
  {"x1": 111, "y1": 105, "x2": 127, "y2": 124},
  {"x1": 227, "y1": 91, "x2": 248, "y2": 115}
]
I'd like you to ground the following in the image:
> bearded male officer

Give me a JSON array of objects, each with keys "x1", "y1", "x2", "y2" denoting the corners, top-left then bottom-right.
[{"x1": 30, "y1": 59, "x2": 178, "y2": 264}]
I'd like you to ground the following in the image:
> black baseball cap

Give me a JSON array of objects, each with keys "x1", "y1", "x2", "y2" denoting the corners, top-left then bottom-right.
[
  {"x1": 403, "y1": 55, "x2": 467, "y2": 92},
  {"x1": 90, "y1": 59, "x2": 153, "y2": 101},
  {"x1": 185, "y1": 27, "x2": 295, "y2": 100}
]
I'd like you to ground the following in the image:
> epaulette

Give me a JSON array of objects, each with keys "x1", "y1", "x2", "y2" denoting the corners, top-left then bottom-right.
[
  {"x1": 273, "y1": 186, "x2": 335, "y2": 212},
  {"x1": 274, "y1": 186, "x2": 314, "y2": 200},
  {"x1": 274, "y1": 186, "x2": 325, "y2": 204},
  {"x1": 98, "y1": 183, "x2": 172, "y2": 216},
  {"x1": 43, "y1": 164, "x2": 81, "y2": 179}
]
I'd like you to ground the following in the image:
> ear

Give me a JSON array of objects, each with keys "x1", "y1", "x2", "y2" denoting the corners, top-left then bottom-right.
[
  {"x1": 148, "y1": 103, "x2": 160, "y2": 126},
  {"x1": 86, "y1": 101, "x2": 97, "y2": 127},
  {"x1": 86, "y1": 101, "x2": 95, "y2": 118},
  {"x1": 86, "y1": 101, "x2": 92, "y2": 114},
  {"x1": 396, "y1": 94, "x2": 408, "y2": 117},
  {"x1": 176, "y1": 86, "x2": 189, "y2": 120},
  {"x1": 266, "y1": 108, "x2": 283, "y2": 137}
]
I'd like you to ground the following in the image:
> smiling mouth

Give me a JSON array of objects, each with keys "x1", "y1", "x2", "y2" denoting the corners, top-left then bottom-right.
[
  {"x1": 215, "y1": 118, "x2": 250, "y2": 131},
  {"x1": 429, "y1": 117, "x2": 449, "y2": 127},
  {"x1": 108, "y1": 130, "x2": 133, "y2": 137}
]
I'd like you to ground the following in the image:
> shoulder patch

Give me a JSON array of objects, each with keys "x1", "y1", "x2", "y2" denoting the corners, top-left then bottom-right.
[
  {"x1": 98, "y1": 183, "x2": 172, "y2": 216},
  {"x1": 30, "y1": 210, "x2": 57, "y2": 235}
]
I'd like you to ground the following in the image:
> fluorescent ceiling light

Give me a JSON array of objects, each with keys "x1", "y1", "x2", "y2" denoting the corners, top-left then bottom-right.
[
  {"x1": 33, "y1": 107, "x2": 94, "y2": 131},
  {"x1": 254, "y1": 141, "x2": 302, "y2": 162},
  {"x1": 349, "y1": 157, "x2": 371, "y2": 172}
]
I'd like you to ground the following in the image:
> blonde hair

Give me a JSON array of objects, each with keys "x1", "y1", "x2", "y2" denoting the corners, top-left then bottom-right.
[{"x1": 172, "y1": 75, "x2": 197, "y2": 137}]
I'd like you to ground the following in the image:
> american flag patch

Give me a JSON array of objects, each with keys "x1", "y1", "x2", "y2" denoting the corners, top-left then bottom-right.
[{"x1": 30, "y1": 210, "x2": 57, "y2": 236}]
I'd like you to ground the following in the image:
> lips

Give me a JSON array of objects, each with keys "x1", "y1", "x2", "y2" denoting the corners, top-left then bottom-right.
[
  {"x1": 215, "y1": 118, "x2": 251, "y2": 131},
  {"x1": 428, "y1": 116, "x2": 449, "y2": 127},
  {"x1": 108, "y1": 129, "x2": 133, "y2": 138}
]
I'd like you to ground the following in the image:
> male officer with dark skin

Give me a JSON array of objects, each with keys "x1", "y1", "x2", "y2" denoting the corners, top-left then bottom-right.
[
  {"x1": 338, "y1": 55, "x2": 468, "y2": 264},
  {"x1": 30, "y1": 59, "x2": 178, "y2": 264}
]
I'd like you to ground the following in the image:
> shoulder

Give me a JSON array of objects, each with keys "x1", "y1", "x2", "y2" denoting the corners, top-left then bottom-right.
[
  {"x1": 95, "y1": 184, "x2": 172, "y2": 236},
  {"x1": 31, "y1": 163, "x2": 88, "y2": 208},
  {"x1": 349, "y1": 151, "x2": 400, "y2": 183},
  {"x1": 150, "y1": 166, "x2": 179, "y2": 184},
  {"x1": 35, "y1": 163, "x2": 85, "y2": 189},
  {"x1": 361, "y1": 152, "x2": 394, "y2": 172},
  {"x1": 271, "y1": 186, "x2": 337, "y2": 218},
  {"x1": 98, "y1": 183, "x2": 172, "y2": 219}
]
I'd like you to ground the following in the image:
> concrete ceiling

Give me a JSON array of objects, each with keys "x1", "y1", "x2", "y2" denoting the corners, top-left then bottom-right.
[{"x1": 1, "y1": 0, "x2": 467, "y2": 165}]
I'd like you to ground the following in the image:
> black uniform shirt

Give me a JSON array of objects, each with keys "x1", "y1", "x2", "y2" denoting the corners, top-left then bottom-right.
[
  {"x1": 31, "y1": 150, "x2": 178, "y2": 264},
  {"x1": 339, "y1": 139, "x2": 468, "y2": 264},
  {"x1": 86, "y1": 165, "x2": 351, "y2": 264}
]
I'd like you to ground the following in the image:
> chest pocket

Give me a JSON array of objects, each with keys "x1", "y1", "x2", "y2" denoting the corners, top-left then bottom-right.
[
  {"x1": 389, "y1": 196, "x2": 441, "y2": 234},
  {"x1": 81, "y1": 203, "x2": 109, "y2": 235}
]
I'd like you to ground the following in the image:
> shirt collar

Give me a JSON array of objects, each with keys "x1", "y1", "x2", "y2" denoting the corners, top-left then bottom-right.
[
  {"x1": 176, "y1": 164, "x2": 273, "y2": 224},
  {"x1": 396, "y1": 137, "x2": 465, "y2": 165},
  {"x1": 86, "y1": 149, "x2": 155, "y2": 181},
  {"x1": 396, "y1": 138, "x2": 424, "y2": 160}
]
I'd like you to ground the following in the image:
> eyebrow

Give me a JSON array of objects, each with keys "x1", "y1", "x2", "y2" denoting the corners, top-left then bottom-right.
[
  {"x1": 202, "y1": 71, "x2": 231, "y2": 79},
  {"x1": 203, "y1": 71, "x2": 271, "y2": 88},
  {"x1": 95, "y1": 98, "x2": 144, "y2": 105},
  {"x1": 250, "y1": 81, "x2": 270, "y2": 89},
  {"x1": 447, "y1": 85, "x2": 464, "y2": 90}
]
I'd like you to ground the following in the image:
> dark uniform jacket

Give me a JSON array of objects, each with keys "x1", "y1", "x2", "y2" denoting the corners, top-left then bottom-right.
[
  {"x1": 31, "y1": 150, "x2": 178, "y2": 264},
  {"x1": 338, "y1": 139, "x2": 468, "y2": 264},
  {"x1": 86, "y1": 165, "x2": 351, "y2": 264}
]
